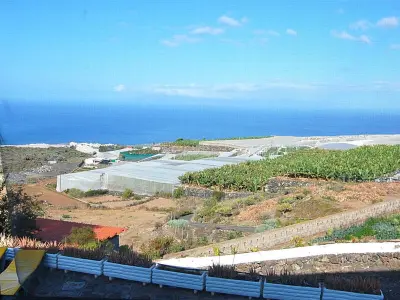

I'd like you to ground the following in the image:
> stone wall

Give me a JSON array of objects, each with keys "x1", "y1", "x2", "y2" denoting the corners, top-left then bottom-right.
[
  {"x1": 265, "y1": 177, "x2": 312, "y2": 193},
  {"x1": 166, "y1": 198, "x2": 400, "y2": 258},
  {"x1": 236, "y1": 252, "x2": 400, "y2": 275},
  {"x1": 182, "y1": 186, "x2": 252, "y2": 200}
]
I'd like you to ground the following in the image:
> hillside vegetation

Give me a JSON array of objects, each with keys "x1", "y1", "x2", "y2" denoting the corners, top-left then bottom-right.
[{"x1": 179, "y1": 145, "x2": 400, "y2": 191}]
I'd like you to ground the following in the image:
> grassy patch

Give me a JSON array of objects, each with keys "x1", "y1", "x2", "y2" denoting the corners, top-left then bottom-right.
[
  {"x1": 98, "y1": 144, "x2": 126, "y2": 152},
  {"x1": 45, "y1": 183, "x2": 57, "y2": 191},
  {"x1": 65, "y1": 188, "x2": 108, "y2": 199},
  {"x1": 180, "y1": 145, "x2": 400, "y2": 191},
  {"x1": 163, "y1": 138, "x2": 200, "y2": 147},
  {"x1": 313, "y1": 214, "x2": 400, "y2": 243},
  {"x1": 173, "y1": 153, "x2": 218, "y2": 161}
]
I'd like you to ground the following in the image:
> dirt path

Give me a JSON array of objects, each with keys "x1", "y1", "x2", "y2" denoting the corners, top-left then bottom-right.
[{"x1": 23, "y1": 184, "x2": 86, "y2": 208}]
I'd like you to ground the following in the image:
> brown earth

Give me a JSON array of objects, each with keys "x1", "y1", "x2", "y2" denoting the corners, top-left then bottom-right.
[
  {"x1": 42, "y1": 197, "x2": 177, "y2": 250},
  {"x1": 236, "y1": 181, "x2": 400, "y2": 225},
  {"x1": 22, "y1": 183, "x2": 86, "y2": 208}
]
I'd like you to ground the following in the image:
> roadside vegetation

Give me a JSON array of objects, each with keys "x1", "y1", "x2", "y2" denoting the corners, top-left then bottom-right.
[
  {"x1": 313, "y1": 214, "x2": 400, "y2": 243},
  {"x1": 65, "y1": 188, "x2": 108, "y2": 198},
  {"x1": 173, "y1": 153, "x2": 218, "y2": 161},
  {"x1": 180, "y1": 145, "x2": 400, "y2": 191}
]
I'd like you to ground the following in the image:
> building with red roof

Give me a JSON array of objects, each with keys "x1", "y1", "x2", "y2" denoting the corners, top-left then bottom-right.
[{"x1": 35, "y1": 218, "x2": 125, "y2": 249}]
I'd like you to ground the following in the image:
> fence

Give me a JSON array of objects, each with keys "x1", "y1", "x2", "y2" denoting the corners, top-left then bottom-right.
[
  {"x1": 0, "y1": 247, "x2": 385, "y2": 299},
  {"x1": 166, "y1": 198, "x2": 400, "y2": 257}
]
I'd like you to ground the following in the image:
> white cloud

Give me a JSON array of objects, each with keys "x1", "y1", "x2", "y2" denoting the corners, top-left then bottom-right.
[
  {"x1": 191, "y1": 26, "x2": 224, "y2": 35},
  {"x1": 350, "y1": 20, "x2": 373, "y2": 30},
  {"x1": 391, "y1": 44, "x2": 400, "y2": 50},
  {"x1": 218, "y1": 15, "x2": 246, "y2": 27},
  {"x1": 114, "y1": 84, "x2": 125, "y2": 92},
  {"x1": 376, "y1": 16, "x2": 399, "y2": 28},
  {"x1": 151, "y1": 81, "x2": 318, "y2": 99},
  {"x1": 161, "y1": 34, "x2": 200, "y2": 47},
  {"x1": 358, "y1": 35, "x2": 372, "y2": 44},
  {"x1": 266, "y1": 30, "x2": 280, "y2": 36},
  {"x1": 286, "y1": 29, "x2": 297, "y2": 36},
  {"x1": 331, "y1": 30, "x2": 371, "y2": 44}
]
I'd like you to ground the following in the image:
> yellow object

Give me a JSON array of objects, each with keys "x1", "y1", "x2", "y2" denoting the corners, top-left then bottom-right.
[
  {"x1": 0, "y1": 249, "x2": 45, "y2": 295},
  {"x1": 0, "y1": 247, "x2": 6, "y2": 260}
]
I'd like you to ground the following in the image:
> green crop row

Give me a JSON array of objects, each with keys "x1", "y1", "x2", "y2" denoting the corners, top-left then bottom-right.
[{"x1": 179, "y1": 145, "x2": 400, "y2": 191}]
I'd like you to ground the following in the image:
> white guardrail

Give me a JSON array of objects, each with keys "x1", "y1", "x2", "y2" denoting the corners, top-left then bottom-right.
[{"x1": 1, "y1": 247, "x2": 384, "y2": 299}]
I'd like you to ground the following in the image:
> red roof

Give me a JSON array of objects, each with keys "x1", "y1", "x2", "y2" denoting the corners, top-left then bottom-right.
[{"x1": 35, "y1": 218, "x2": 125, "y2": 242}]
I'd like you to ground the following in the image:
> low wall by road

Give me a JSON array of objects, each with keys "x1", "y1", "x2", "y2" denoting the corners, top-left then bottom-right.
[
  {"x1": 160, "y1": 242, "x2": 400, "y2": 268},
  {"x1": 236, "y1": 252, "x2": 400, "y2": 275},
  {"x1": 165, "y1": 198, "x2": 400, "y2": 258}
]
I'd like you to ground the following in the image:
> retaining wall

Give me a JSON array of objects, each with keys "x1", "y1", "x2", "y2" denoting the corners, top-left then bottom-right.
[
  {"x1": 236, "y1": 252, "x2": 400, "y2": 275},
  {"x1": 166, "y1": 198, "x2": 400, "y2": 258}
]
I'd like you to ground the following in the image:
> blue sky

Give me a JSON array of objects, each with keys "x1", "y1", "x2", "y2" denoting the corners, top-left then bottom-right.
[{"x1": 1, "y1": 0, "x2": 399, "y2": 110}]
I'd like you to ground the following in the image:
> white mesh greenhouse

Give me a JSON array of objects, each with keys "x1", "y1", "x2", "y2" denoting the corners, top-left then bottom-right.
[{"x1": 57, "y1": 156, "x2": 260, "y2": 195}]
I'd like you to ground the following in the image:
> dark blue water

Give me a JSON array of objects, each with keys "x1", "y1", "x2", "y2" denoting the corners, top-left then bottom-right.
[{"x1": 1, "y1": 101, "x2": 399, "y2": 145}]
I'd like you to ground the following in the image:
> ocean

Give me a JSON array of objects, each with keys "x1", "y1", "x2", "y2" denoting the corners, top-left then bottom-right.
[{"x1": 1, "y1": 101, "x2": 399, "y2": 145}]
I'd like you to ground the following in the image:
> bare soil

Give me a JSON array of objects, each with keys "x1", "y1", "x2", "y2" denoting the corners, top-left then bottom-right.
[
  {"x1": 23, "y1": 183, "x2": 86, "y2": 208},
  {"x1": 235, "y1": 181, "x2": 400, "y2": 225},
  {"x1": 42, "y1": 197, "x2": 177, "y2": 250}
]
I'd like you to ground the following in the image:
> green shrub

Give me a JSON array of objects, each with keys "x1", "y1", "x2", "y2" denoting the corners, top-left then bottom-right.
[
  {"x1": 212, "y1": 190, "x2": 225, "y2": 201},
  {"x1": 227, "y1": 231, "x2": 243, "y2": 240},
  {"x1": 140, "y1": 236, "x2": 181, "y2": 259},
  {"x1": 122, "y1": 188, "x2": 133, "y2": 200},
  {"x1": 167, "y1": 219, "x2": 189, "y2": 228},
  {"x1": 256, "y1": 219, "x2": 279, "y2": 232},
  {"x1": 65, "y1": 226, "x2": 96, "y2": 246},
  {"x1": 108, "y1": 246, "x2": 152, "y2": 267},
  {"x1": 277, "y1": 203, "x2": 293, "y2": 214},
  {"x1": 84, "y1": 189, "x2": 108, "y2": 197},
  {"x1": 61, "y1": 214, "x2": 71, "y2": 219},
  {"x1": 46, "y1": 183, "x2": 57, "y2": 191},
  {"x1": 168, "y1": 138, "x2": 200, "y2": 147},
  {"x1": 208, "y1": 264, "x2": 237, "y2": 279},
  {"x1": 65, "y1": 188, "x2": 85, "y2": 198},
  {"x1": 61, "y1": 246, "x2": 106, "y2": 261},
  {"x1": 173, "y1": 187, "x2": 185, "y2": 199}
]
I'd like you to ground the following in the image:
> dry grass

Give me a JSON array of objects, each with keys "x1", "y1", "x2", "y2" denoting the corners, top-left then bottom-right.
[{"x1": 236, "y1": 180, "x2": 400, "y2": 225}]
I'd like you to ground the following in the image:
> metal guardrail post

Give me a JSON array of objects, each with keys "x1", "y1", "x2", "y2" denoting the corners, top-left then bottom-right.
[{"x1": 320, "y1": 282, "x2": 324, "y2": 300}]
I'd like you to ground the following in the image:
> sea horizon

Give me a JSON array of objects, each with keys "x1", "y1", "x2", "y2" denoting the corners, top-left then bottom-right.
[{"x1": 1, "y1": 101, "x2": 400, "y2": 145}]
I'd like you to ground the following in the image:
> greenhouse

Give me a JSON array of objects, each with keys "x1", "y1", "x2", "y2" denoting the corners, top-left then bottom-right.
[{"x1": 56, "y1": 156, "x2": 260, "y2": 195}]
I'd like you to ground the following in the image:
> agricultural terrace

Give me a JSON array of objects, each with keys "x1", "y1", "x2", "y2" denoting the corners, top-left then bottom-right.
[{"x1": 179, "y1": 145, "x2": 400, "y2": 191}]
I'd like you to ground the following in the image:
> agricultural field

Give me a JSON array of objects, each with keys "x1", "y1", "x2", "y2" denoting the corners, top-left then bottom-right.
[{"x1": 180, "y1": 145, "x2": 400, "y2": 191}]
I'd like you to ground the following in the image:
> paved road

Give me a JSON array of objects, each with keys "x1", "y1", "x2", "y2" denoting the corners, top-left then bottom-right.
[{"x1": 31, "y1": 269, "x2": 247, "y2": 300}]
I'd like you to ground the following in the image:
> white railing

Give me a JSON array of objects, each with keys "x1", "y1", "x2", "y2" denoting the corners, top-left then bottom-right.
[{"x1": 0, "y1": 247, "x2": 384, "y2": 299}]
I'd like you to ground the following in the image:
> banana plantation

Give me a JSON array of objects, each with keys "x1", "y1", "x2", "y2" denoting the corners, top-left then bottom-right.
[{"x1": 179, "y1": 145, "x2": 400, "y2": 192}]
